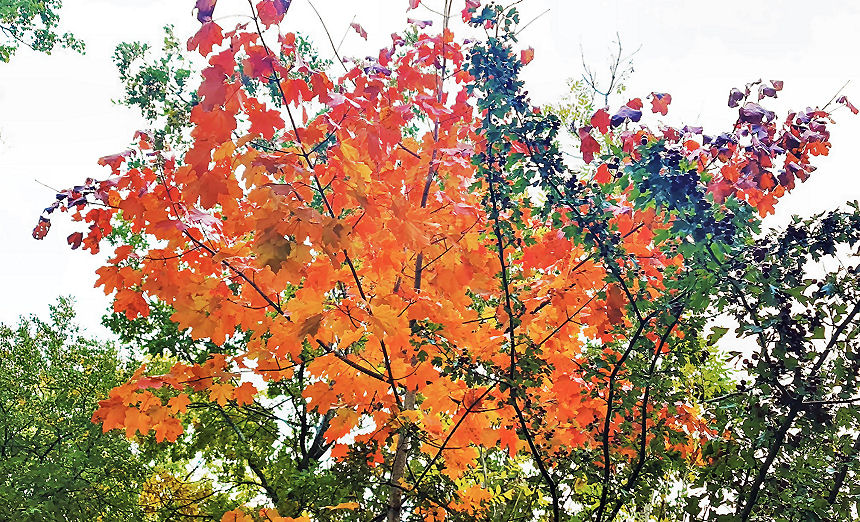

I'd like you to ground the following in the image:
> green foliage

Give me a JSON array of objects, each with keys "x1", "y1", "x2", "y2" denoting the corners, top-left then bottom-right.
[
  {"x1": 689, "y1": 205, "x2": 860, "y2": 521},
  {"x1": 113, "y1": 26, "x2": 196, "y2": 148},
  {"x1": 0, "y1": 298, "x2": 146, "y2": 520},
  {"x1": 0, "y1": 0, "x2": 83, "y2": 62}
]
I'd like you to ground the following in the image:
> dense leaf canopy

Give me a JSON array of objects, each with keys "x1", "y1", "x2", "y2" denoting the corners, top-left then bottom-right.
[{"x1": 30, "y1": 1, "x2": 860, "y2": 521}]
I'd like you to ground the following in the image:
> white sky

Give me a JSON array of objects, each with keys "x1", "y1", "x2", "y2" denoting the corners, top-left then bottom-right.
[{"x1": 2, "y1": 0, "x2": 859, "y2": 335}]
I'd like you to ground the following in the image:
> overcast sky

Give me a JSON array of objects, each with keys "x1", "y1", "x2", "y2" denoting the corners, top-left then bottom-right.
[{"x1": 2, "y1": 0, "x2": 859, "y2": 335}]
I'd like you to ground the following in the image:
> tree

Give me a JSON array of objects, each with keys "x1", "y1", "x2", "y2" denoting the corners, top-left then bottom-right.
[
  {"x1": 0, "y1": 298, "x2": 149, "y2": 520},
  {"x1": 0, "y1": 0, "x2": 83, "y2": 62},
  {"x1": 33, "y1": 1, "x2": 859, "y2": 520},
  {"x1": 0, "y1": 298, "x2": 239, "y2": 521},
  {"x1": 689, "y1": 206, "x2": 860, "y2": 521}
]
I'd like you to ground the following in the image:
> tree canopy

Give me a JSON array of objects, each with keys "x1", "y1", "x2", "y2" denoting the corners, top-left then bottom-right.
[
  {"x1": 30, "y1": 1, "x2": 860, "y2": 521},
  {"x1": 0, "y1": 298, "x2": 150, "y2": 520}
]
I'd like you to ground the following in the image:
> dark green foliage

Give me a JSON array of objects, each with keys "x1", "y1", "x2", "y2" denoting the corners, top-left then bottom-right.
[{"x1": 691, "y1": 205, "x2": 860, "y2": 521}]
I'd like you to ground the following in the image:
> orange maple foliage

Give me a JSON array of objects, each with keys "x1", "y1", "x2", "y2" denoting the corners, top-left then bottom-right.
[{"x1": 34, "y1": 1, "x2": 847, "y2": 520}]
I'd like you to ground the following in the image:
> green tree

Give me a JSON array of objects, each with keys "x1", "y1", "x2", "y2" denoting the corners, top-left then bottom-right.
[
  {"x1": 0, "y1": 298, "x2": 147, "y2": 520},
  {"x1": 0, "y1": 0, "x2": 83, "y2": 62},
  {"x1": 689, "y1": 206, "x2": 860, "y2": 522}
]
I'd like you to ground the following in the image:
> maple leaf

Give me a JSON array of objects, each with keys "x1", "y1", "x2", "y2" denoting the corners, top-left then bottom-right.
[
  {"x1": 97, "y1": 150, "x2": 131, "y2": 171},
  {"x1": 153, "y1": 417, "x2": 184, "y2": 443},
  {"x1": 837, "y1": 95, "x2": 859, "y2": 115},
  {"x1": 124, "y1": 409, "x2": 152, "y2": 438},
  {"x1": 407, "y1": 18, "x2": 432, "y2": 29},
  {"x1": 326, "y1": 502, "x2": 360, "y2": 510},
  {"x1": 590, "y1": 108, "x2": 610, "y2": 135},
  {"x1": 605, "y1": 284, "x2": 626, "y2": 324},
  {"x1": 209, "y1": 382, "x2": 234, "y2": 406},
  {"x1": 67, "y1": 231, "x2": 83, "y2": 249},
  {"x1": 32, "y1": 216, "x2": 51, "y2": 239},
  {"x1": 594, "y1": 163, "x2": 611, "y2": 184},
  {"x1": 187, "y1": 21, "x2": 223, "y2": 56},
  {"x1": 257, "y1": 0, "x2": 290, "y2": 27},
  {"x1": 626, "y1": 98, "x2": 643, "y2": 110},
  {"x1": 610, "y1": 106, "x2": 642, "y2": 128},
  {"x1": 195, "y1": 0, "x2": 217, "y2": 22},
  {"x1": 168, "y1": 393, "x2": 191, "y2": 413},
  {"x1": 650, "y1": 92, "x2": 672, "y2": 115},
  {"x1": 221, "y1": 510, "x2": 255, "y2": 522},
  {"x1": 234, "y1": 381, "x2": 258, "y2": 406},
  {"x1": 246, "y1": 99, "x2": 285, "y2": 139},
  {"x1": 325, "y1": 408, "x2": 360, "y2": 443},
  {"x1": 114, "y1": 289, "x2": 150, "y2": 320},
  {"x1": 728, "y1": 87, "x2": 744, "y2": 108},
  {"x1": 93, "y1": 396, "x2": 128, "y2": 433}
]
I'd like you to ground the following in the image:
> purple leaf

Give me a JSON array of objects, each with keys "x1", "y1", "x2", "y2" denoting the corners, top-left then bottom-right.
[
  {"x1": 68, "y1": 232, "x2": 83, "y2": 250},
  {"x1": 682, "y1": 125, "x2": 703, "y2": 135},
  {"x1": 610, "y1": 106, "x2": 642, "y2": 128},
  {"x1": 195, "y1": 0, "x2": 217, "y2": 23},
  {"x1": 274, "y1": 0, "x2": 291, "y2": 15},
  {"x1": 364, "y1": 63, "x2": 392, "y2": 76},
  {"x1": 759, "y1": 86, "x2": 778, "y2": 100},
  {"x1": 728, "y1": 88, "x2": 744, "y2": 108},
  {"x1": 407, "y1": 18, "x2": 433, "y2": 29},
  {"x1": 738, "y1": 102, "x2": 775, "y2": 125}
]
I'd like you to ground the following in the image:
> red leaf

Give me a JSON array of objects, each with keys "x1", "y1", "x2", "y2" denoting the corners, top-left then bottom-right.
[
  {"x1": 98, "y1": 150, "x2": 131, "y2": 171},
  {"x1": 408, "y1": 0, "x2": 420, "y2": 9},
  {"x1": 257, "y1": 0, "x2": 289, "y2": 27},
  {"x1": 837, "y1": 95, "x2": 859, "y2": 115},
  {"x1": 626, "y1": 98, "x2": 643, "y2": 110},
  {"x1": 650, "y1": 92, "x2": 672, "y2": 115},
  {"x1": 594, "y1": 163, "x2": 611, "y2": 184},
  {"x1": 67, "y1": 232, "x2": 83, "y2": 249},
  {"x1": 246, "y1": 99, "x2": 284, "y2": 139},
  {"x1": 590, "y1": 109, "x2": 610, "y2": 135},
  {"x1": 187, "y1": 22, "x2": 223, "y2": 57},
  {"x1": 350, "y1": 23, "x2": 368, "y2": 40},
  {"x1": 578, "y1": 127, "x2": 600, "y2": 164},
  {"x1": 520, "y1": 47, "x2": 534, "y2": 65}
]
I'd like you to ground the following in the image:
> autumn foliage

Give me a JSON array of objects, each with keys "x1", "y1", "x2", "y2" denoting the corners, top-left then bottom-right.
[{"x1": 34, "y1": 0, "x2": 855, "y2": 520}]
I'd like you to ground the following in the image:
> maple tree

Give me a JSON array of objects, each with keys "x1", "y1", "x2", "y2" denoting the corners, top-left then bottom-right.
[{"x1": 33, "y1": 0, "x2": 860, "y2": 520}]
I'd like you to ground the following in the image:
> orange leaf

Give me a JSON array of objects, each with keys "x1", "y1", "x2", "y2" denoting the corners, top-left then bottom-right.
[
  {"x1": 605, "y1": 284, "x2": 626, "y2": 325},
  {"x1": 209, "y1": 382, "x2": 234, "y2": 406},
  {"x1": 520, "y1": 47, "x2": 534, "y2": 65},
  {"x1": 234, "y1": 382, "x2": 258, "y2": 406}
]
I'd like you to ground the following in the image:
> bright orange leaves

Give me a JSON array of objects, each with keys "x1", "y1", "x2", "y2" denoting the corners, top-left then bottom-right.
[{"x1": 34, "y1": 2, "x2": 849, "y2": 520}]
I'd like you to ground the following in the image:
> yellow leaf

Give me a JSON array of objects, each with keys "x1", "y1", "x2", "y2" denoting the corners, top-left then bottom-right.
[{"x1": 325, "y1": 502, "x2": 360, "y2": 510}]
